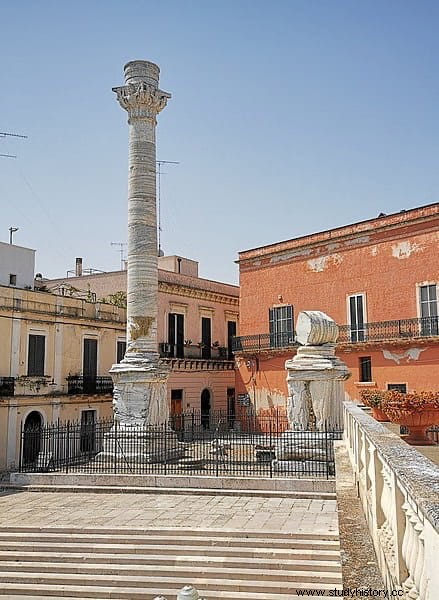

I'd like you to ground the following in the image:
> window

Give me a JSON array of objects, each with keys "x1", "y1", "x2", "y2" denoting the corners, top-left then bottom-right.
[
  {"x1": 9, "y1": 274, "x2": 17, "y2": 286},
  {"x1": 348, "y1": 294, "x2": 366, "y2": 342},
  {"x1": 168, "y1": 313, "x2": 185, "y2": 358},
  {"x1": 269, "y1": 305, "x2": 294, "y2": 348},
  {"x1": 117, "y1": 340, "x2": 126, "y2": 363},
  {"x1": 419, "y1": 284, "x2": 438, "y2": 336},
  {"x1": 28, "y1": 334, "x2": 45, "y2": 376},
  {"x1": 359, "y1": 356, "x2": 372, "y2": 382},
  {"x1": 387, "y1": 383, "x2": 407, "y2": 393}
]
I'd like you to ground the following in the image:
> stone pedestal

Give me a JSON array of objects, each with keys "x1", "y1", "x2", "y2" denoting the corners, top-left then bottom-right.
[
  {"x1": 273, "y1": 311, "x2": 350, "y2": 475},
  {"x1": 99, "y1": 363, "x2": 185, "y2": 463},
  {"x1": 286, "y1": 344, "x2": 349, "y2": 431}
]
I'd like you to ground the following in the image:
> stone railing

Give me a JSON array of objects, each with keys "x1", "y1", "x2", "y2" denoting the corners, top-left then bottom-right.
[{"x1": 344, "y1": 401, "x2": 439, "y2": 599}]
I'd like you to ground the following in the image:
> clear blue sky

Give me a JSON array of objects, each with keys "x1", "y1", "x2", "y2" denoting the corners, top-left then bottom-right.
[{"x1": 1, "y1": 0, "x2": 438, "y2": 284}]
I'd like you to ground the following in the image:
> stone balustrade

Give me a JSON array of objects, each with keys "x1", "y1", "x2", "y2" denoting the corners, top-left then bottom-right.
[{"x1": 344, "y1": 401, "x2": 439, "y2": 599}]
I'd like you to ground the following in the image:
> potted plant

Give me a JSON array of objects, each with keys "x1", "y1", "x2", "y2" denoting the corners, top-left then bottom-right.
[
  {"x1": 359, "y1": 390, "x2": 389, "y2": 422},
  {"x1": 382, "y1": 390, "x2": 439, "y2": 445}
]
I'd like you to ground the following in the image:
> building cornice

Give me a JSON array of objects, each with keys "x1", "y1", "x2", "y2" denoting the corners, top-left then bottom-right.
[
  {"x1": 238, "y1": 203, "x2": 439, "y2": 271},
  {"x1": 158, "y1": 281, "x2": 239, "y2": 306}
]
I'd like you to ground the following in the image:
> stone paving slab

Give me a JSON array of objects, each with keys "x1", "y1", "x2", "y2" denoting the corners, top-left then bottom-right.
[{"x1": 0, "y1": 489, "x2": 338, "y2": 535}]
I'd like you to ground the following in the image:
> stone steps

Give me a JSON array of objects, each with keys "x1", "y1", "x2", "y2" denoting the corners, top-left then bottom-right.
[
  {"x1": 2, "y1": 483, "x2": 336, "y2": 500},
  {"x1": 0, "y1": 587, "x2": 333, "y2": 600},
  {"x1": 0, "y1": 526, "x2": 342, "y2": 598},
  {"x1": 0, "y1": 551, "x2": 340, "y2": 571}
]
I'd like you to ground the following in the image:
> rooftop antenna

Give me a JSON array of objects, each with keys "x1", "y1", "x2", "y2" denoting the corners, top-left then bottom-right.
[
  {"x1": 156, "y1": 160, "x2": 179, "y2": 256},
  {"x1": 9, "y1": 227, "x2": 19, "y2": 244},
  {"x1": 0, "y1": 131, "x2": 27, "y2": 160},
  {"x1": 111, "y1": 241, "x2": 127, "y2": 270}
]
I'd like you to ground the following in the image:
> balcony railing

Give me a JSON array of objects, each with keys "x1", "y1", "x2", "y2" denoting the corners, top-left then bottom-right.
[
  {"x1": 338, "y1": 315, "x2": 439, "y2": 342},
  {"x1": 0, "y1": 294, "x2": 126, "y2": 323},
  {"x1": 232, "y1": 331, "x2": 296, "y2": 353},
  {"x1": 0, "y1": 377, "x2": 14, "y2": 397},
  {"x1": 66, "y1": 376, "x2": 113, "y2": 395},
  {"x1": 233, "y1": 316, "x2": 439, "y2": 352},
  {"x1": 158, "y1": 343, "x2": 230, "y2": 360}
]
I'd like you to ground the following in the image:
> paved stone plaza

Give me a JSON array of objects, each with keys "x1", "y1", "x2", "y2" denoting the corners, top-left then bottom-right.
[{"x1": 0, "y1": 489, "x2": 338, "y2": 535}]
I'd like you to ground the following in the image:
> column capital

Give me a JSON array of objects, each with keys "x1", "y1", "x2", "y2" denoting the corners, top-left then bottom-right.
[{"x1": 112, "y1": 82, "x2": 171, "y2": 121}]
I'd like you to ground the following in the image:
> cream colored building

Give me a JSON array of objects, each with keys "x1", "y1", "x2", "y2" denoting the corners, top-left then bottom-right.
[
  {"x1": 0, "y1": 285, "x2": 126, "y2": 471},
  {"x1": 0, "y1": 256, "x2": 238, "y2": 471}
]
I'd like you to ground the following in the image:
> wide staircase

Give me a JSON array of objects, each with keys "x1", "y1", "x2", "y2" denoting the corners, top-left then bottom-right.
[{"x1": 0, "y1": 525, "x2": 342, "y2": 599}]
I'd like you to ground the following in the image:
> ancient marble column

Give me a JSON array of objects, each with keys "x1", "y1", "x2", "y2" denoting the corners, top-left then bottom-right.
[{"x1": 109, "y1": 61, "x2": 171, "y2": 427}]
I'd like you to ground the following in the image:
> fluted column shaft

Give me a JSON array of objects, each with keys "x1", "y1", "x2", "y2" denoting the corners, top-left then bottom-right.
[{"x1": 113, "y1": 61, "x2": 171, "y2": 362}]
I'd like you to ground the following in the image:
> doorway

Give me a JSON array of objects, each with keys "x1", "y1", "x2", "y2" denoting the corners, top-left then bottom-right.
[
  {"x1": 23, "y1": 411, "x2": 43, "y2": 465},
  {"x1": 201, "y1": 388, "x2": 211, "y2": 429},
  {"x1": 171, "y1": 389, "x2": 183, "y2": 430}
]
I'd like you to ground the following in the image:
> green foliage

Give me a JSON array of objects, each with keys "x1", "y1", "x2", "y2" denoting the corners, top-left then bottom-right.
[{"x1": 99, "y1": 290, "x2": 127, "y2": 308}]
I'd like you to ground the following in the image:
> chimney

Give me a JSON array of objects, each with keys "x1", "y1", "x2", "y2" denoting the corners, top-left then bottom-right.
[{"x1": 75, "y1": 257, "x2": 83, "y2": 277}]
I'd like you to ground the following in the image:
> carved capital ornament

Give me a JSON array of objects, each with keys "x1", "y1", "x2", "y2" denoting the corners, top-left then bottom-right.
[{"x1": 112, "y1": 82, "x2": 171, "y2": 121}]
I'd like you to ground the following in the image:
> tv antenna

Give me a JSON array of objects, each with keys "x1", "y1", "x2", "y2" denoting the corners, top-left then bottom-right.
[
  {"x1": 156, "y1": 160, "x2": 179, "y2": 256},
  {"x1": 9, "y1": 227, "x2": 19, "y2": 244},
  {"x1": 111, "y1": 241, "x2": 127, "y2": 270},
  {"x1": 1, "y1": 131, "x2": 28, "y2": 159}
]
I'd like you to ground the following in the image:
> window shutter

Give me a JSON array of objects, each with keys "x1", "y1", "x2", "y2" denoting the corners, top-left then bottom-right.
[{"x1": 269, "y1": 308, "x2": 274, "y2": 334}]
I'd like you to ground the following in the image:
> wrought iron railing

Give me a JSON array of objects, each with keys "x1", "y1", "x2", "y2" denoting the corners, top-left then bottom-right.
[
  {"x1": 0, "y1": 377, "x2": 14, "y2": 397},
  {"x1": 338, "y1": 316, "x2": 439, "y2": 342},
  {"x1": 18, "y1": 410, "x2": 341, "y2": 479},
  {"x1": 66, "y1": 376, "x2": 113, "y2": 395},
  {"x1": 233, "y1": 316, "x2": 439, "y2": 352},
  {"x1": 159, "y1": 342, "x2": 230, "y2": 360},
  {"x1": 232, "y1": 331, "x2": 296, "y2": 353}
]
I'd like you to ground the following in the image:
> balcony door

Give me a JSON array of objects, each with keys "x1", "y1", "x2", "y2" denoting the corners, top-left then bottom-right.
[
  {"x1": 83, "y1": 338, "x2": 98, "y2": 393},
  {"x1": 227, "y1": 321, "x2": 237, "y2": 360},
  {"x1": 348, "y1": 294, "x2": 366, "y2": 342},
  {"x1": 201, "y1": 317, "x2": 212, "y2": 359},
  {"x1": 269, "y1": 305, "x2": 293, "y2": 348},
  {"x1": 168, "y1": 313, "x2": 184, "y2": 358}
]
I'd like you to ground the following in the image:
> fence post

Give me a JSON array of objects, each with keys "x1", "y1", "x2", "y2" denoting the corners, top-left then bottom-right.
[
  {"x1": 269, "y1": 419, "x2": 273, "y2": 478},
  {"x1": 66, "y1": 421, "x2": 70, "y2": 474},
  {"x1": 19, "y1": 420, "x2": 23, "y2": 472}
]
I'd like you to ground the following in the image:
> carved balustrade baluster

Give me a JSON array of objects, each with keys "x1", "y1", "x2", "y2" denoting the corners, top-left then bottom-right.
[
  {"x1": 401, "y1": 500, "x2": 426, "y2": 600},
  {"x1": 379, "y1": 463, "x2": 396, "y2": 576}
]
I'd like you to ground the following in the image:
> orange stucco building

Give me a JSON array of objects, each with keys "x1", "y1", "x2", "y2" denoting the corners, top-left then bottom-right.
[{"x1": 234, "y1": 202, "x2": 439, "y2": 420}]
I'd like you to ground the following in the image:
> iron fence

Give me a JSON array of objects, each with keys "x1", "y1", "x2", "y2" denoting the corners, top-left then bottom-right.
[
  {"x1": 0, "y1": 377, "x2": 14, "y2": 397},
  {"x1": 66, "y1": 376, "x2": 114, "y2": 395},
  {"x1": 19, "y1": 410, "x2": 341, "y2": 479}
]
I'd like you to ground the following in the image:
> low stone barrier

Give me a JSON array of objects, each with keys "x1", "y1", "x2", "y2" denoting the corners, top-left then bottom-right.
[{"x1": 344, "y1": 401, "x2": 439, "y2": 600}]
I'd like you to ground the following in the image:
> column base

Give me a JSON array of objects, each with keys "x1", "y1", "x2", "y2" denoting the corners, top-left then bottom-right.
[{"x1": 98, "y1": 425, "x2": 186, "y2": 464}]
